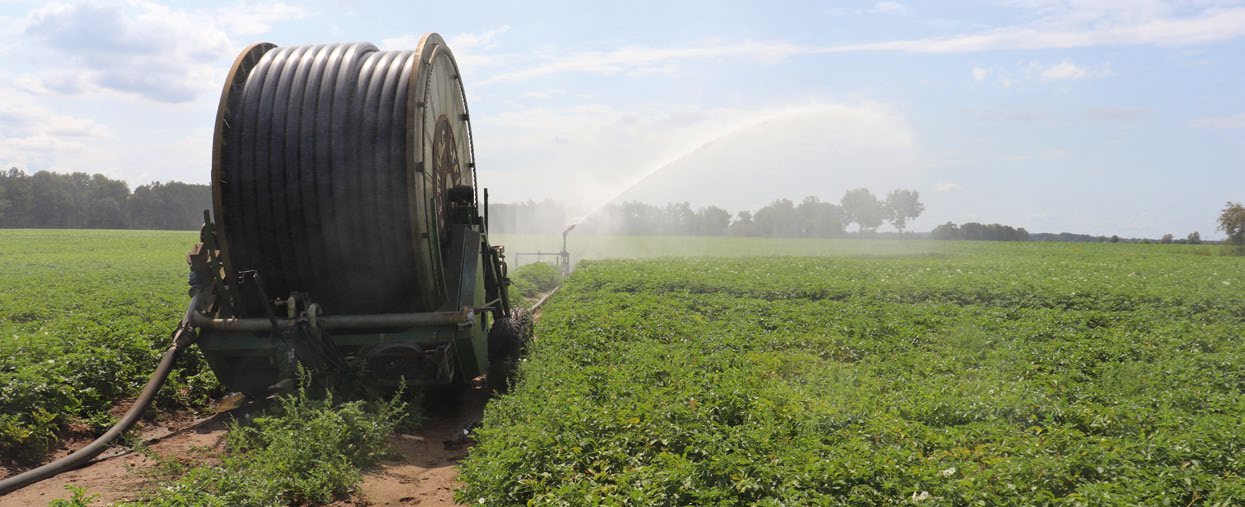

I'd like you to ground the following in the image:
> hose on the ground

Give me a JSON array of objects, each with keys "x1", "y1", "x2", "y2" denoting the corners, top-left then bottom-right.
[
  {"x1": 0, "y1": 293, "x2": 205, "y2": 496},
  {"x1": 529, "y1": 285, "x2": 561, "y2": 313}
]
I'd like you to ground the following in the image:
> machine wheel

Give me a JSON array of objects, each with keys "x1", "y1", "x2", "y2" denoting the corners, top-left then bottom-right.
[{"x1": 487, "y1": 308, "x2": 533, "y2": 393}]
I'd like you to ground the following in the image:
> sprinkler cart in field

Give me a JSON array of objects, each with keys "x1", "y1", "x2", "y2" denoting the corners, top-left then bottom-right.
[
  {"x1": 0, "y1": 34, "x2": 530, "y2": 494},
  {"x1": 513, "y1": 224, "x2": 575, "y2": 278}
]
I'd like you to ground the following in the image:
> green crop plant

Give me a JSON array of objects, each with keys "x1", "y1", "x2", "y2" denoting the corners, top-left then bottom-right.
[
  {"x1": 48, "y1": 484, "x2": 98, "y2": 507},
  {"x1": 131, "y1": 375, "x2": 409, "y2": 506},
  {"x1": 509, "y1": 261, "x2": 563, "y2": 308},
  {"x1": 3, "y1": 230, "x2": 1241, "y2": 504},
  {"x1": 461, "y1": 246, "x2": 1245, "y2": 505},
  {"x1": 0, "y1": 230, "x2": 218, "y2": 464}
]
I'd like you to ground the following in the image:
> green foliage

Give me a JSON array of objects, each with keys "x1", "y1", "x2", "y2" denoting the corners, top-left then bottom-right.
[
  {"x1": 0, "y1": 168, "x2": 210, "y2": 230},
  {"x1": 134, "y1": 377, "x2": 407, "y2": 506},
  {"x1": 932, "y1": 221, "x2": 1030, "y2": 241},
  {"x1": 884, "y1": 189, "x2": 924, "y2": 234},
  {"x1": 0, "y1": 230, "x2": 220, "y2": 464},
  {"x1": 509, "y1": 261, "x2": 563, "y2": 307},
  {"x1": 841, "y1": 187, "x2": 884, "y2": 233},
  {"x1": 1219, "y1": 201, "x2": 1245, "y2": 255},
  {"x1": 460, "y1": 244, "x2": 1245, "y2": 505},
  {"x1": 48, "y1": 484, "x2": 99, "y2": 507}
]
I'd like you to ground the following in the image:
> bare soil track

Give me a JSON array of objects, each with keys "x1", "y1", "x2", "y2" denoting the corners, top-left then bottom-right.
[
  {"x1": 0, "y1": 410, "x2": 232, "y2": 505},
  {"x1": 349, "y1": 383, "x2": 490, "y2": 506},
  {"x1": 0, "y1": 381, "x2": 491, "y2": 507}
]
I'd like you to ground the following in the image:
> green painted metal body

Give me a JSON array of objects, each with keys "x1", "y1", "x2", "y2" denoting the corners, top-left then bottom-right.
[{"x1": 191, "y1": 203, "x2": 511, "y2": 395}]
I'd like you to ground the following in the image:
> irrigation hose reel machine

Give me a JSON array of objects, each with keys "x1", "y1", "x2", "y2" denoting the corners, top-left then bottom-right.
[
  {"x1": 194, "y1": 35, "x2": 523, "y2": 395},
  {"x1": 0, "y1": 34, "x2": 526, "y2": 496}
]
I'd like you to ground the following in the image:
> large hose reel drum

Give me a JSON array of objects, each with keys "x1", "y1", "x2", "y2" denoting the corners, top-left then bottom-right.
[{"x1": 211, "y1": 34, "x2": 475, "y2": 316}]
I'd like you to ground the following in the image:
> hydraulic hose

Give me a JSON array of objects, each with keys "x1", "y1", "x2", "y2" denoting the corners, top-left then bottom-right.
[{"x1": 0, "y1": 293, "x2": 205, "y2": 496}]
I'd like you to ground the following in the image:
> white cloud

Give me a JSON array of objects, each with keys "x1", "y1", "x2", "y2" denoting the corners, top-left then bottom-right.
[
  {"x1": 935, "y1": 182, "x2": 964, "y2": 192},
  {"x1": 0, "y1": 91, "x2": 114, "y2": 170},
  {"x1": 1086, "y1": 107, "x2": 1150, "y2": 121},
  {"x1": 871, "y1": 2, "x2": 912, "y2": 15},
  {"x1": 976, "y1": 107, "x2": 1046, "y2": 122},
  {"x1": 972, "y1": 60, "x2": 1107, "y2": 86},
  {"x1": 1188, "y1": 112, "x2": 1245, "y2": 129},
  {"x1": 825, "y1": 6, "x2": 1245, "y2": 53},
  {"x1": 482, "y1": 40, "x2": 807, "y2": 83},
  {"x1": 225, "y1": 2, "x2": 308, "y2": 36},
  {"x1": 383, "y1": 25, "x2": 512, "y2": 74},
  {"x1": 20, "y1": 2, "x2": 230, "y2": 102},
  {"x1": 474, "y1": 5, "x2": 1244, "y2": 83},
  {"x1": 824, "y1": 2, "x2": 913, "y2": 16},
  {"x1": 449, "y1": 25, "x2": 512, "y2": 50},
  {"x1": 16, "y1": 1, "x2": 303, "y2": 103},
  {"x1": 383, "y1": 26, "x2": 511, "y2": 54},
  {"x1": 1040, "y1": 61, "x2": 1087, "y2": 80},
  {"x1": 0, "y1": 101, "x2": 112, "y2": 140}
]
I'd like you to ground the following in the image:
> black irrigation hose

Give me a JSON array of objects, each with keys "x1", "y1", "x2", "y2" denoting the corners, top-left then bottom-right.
[
  {"x1": 214, "y1": 38, "x2": 475, "y2": 317},
  {"x1": 0, "y1": 294, "x2": 205, "y2": 496}
]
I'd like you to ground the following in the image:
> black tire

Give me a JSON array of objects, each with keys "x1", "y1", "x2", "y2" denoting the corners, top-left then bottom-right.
[{"x1": 487, "y1": 308, "x2": 533, "y2": 393}]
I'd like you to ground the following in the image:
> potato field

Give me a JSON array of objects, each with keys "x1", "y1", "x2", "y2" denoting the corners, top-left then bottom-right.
[
  {"x1": 461, "y1": 245, "x2": 1245, "y2": 505},
  {"x1": 0, "y1": 230, "x2": 212, "y2": 464},
  {"x1": 1, "y1": 231, "x2": 1242, "y2": 505}
]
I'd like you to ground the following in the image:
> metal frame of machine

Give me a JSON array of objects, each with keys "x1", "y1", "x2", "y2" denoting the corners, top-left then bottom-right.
[
  {"x1": 192, "y1": 35, "x2": 514, "y2": 395},
  {"x1": 186, "y1": 191, "x2": 512, "y2": 395}
]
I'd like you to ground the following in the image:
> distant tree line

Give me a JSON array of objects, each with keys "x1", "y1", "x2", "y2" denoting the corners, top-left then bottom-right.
[
  {"x1": 931, "y1": 222, "x2": 1030, "y2": 241},
  {"x1": 489, "y1": 188, "x2": 925, "y2": 238},
  {"x1": 1032, "y1": 231, "x2": 1208, "y2": 244},
  {"x1": 8, "y1": 167, "x2": 1229, "y2": 249},
  {"x1": 0, "y1": 168, "x2": 210, "y2": 230}
]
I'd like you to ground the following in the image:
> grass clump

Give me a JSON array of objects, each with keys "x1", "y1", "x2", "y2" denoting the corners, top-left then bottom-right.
[{"x1": 135, "y1": 377, "x2": 410, "y2": 506}]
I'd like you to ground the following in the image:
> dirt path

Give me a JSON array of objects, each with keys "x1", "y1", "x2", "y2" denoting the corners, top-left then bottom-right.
[
  {"x1": 0, "y1": 387, "x2": 491, "y2": 507},
  {"x1": 350, "y1": 383, "x2": 490, "y2": 506},
  {"x1": 0, "y1": 411, "x2": 233, "y2": 506}
]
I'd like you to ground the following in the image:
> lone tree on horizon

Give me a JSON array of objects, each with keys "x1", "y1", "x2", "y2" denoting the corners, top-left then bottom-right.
[
  {"x1": 1218, "y1": 201, "x2": 1245, "y2": 254},
  {"x1": 884, "y1": 189, "x2": 925, "y2": 236},
  {"x1": 840, "y1": 188, "x2": 884, "y2": 234}
]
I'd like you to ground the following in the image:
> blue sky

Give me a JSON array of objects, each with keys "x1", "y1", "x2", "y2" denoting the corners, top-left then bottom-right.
[{"x1": 1, "y1": 1, "x2": 1242, "y2": 237}]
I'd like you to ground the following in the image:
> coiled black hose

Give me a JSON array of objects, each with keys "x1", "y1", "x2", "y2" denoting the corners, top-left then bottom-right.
[
  {"x1": 0, "y1": 292, "x2": 204, "y2": 495},
  {"x1": 213, "y1": 37, "x2": 475, "y2": 317}
]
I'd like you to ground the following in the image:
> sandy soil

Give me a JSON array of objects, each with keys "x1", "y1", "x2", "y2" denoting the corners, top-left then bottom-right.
[
  {"x1": 349, "y1": 383, "x2": 490, "y2": 506},
  {"x1": 0, "y1": 411, "x2": 233, "y2": 506},
  {"x1": 0, "y1": 385, "x2": 491, "y2": 507}
]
